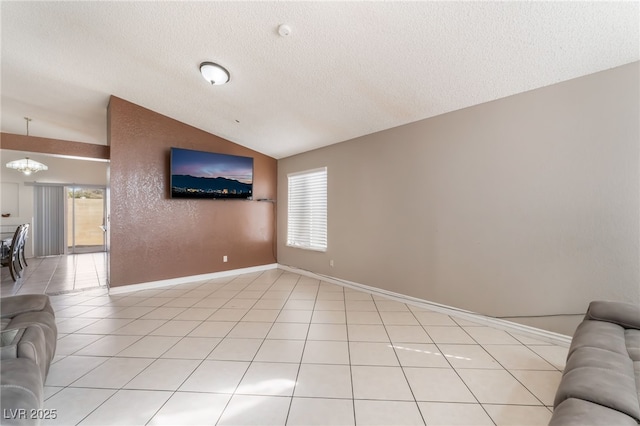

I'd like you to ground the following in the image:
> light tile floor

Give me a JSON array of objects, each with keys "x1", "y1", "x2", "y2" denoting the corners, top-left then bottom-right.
[
  {"x1": 37, "y1": 269, "x2": 567, "y2": 425},
  {"x1": 1, "y1": 253, "x2": 107, "y2": 296}
]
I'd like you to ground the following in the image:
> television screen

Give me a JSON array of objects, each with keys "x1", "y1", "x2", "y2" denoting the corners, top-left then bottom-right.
[{"x1": 170, "y1": 147, "x2": 253, "y2": 199}]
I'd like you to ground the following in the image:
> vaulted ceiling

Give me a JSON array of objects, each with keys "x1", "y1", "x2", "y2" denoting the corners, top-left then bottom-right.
[{"x1": 1, "y1": 1, "x2": 638, "y2": 159}]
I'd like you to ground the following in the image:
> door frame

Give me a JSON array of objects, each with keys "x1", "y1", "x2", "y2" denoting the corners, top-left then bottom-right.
[{"x1": 65, "y1": 184, "x2": 107, "y2": 254}]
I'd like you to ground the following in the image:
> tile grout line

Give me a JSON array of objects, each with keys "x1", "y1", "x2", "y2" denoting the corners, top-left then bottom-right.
[
  {"x1": 282, "y1": 273, "x2": 315, "y2": 426},
  {"x1": 40, "y1": 267, "x2": 563, "y2": 425},
  {"x1": 374, "y1": 297, "x2": 428, "y2": 426},
  {"x1": 414, "y1": 309, "x2": 498, "y2": 425},
  {"x1": 59, "y1": 270, "x2": 285, "y2": 425}
]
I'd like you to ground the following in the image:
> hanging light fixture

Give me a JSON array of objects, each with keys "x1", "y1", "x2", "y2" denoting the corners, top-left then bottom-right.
[
  {"x1": 199, "y1": 62, "x2": 230, "y2": 85},
  {"x1": 6, "y1": 157, "x2": 48, "y2": 175},
  {"x1": 5, "y1": 117, "x2": 48, "y2": 175}
]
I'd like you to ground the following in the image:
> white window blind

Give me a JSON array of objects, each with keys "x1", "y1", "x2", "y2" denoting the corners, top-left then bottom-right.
[{"x1": 287, "y1": 167, "x2": 327, "y2": 251}]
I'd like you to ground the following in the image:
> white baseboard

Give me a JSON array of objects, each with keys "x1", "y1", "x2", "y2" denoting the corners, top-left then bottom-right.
[
  {"x1": 107, "y1": 261, "x2": 571, "y2": 346},
  {"x1": 278, "y1": 264, "x2": 572, "y2": 347},
  {"x1": 108, "y1": 263, "x2": 279, "y2": 295}
]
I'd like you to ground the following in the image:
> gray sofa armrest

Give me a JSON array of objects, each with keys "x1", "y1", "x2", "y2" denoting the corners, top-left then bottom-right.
[
  {"x1": 0, "y1": 295, "x2": 52, "y2": 319},
  {"x1": 586, "y1": 300, "x2": 640, "y2": 330},
  {"x1": 1, "y1": 327, "x2": 26, "y2": 358},
  {"x1": 0, "y1": 326, "x2": 48, "y2": 380},
  {"x1": 0, "y1": 358, "x2": 43, "y2": 426}
]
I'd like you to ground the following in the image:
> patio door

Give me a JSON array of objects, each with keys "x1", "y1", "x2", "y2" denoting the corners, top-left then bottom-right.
[{"x1": 67, "y1": 187, "x2": 106, "y2": 254}]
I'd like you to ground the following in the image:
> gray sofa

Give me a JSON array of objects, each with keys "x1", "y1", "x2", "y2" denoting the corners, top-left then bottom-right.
[
  {"x1": 550, "y1": 300, "x2": 640, "y2": 425},
  {"x1": 1, "y1": 295, "x2": 57, "y2": 425}
]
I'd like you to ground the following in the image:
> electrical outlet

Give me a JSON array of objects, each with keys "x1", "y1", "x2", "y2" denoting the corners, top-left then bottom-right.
[
  {"x1": 330, "y1": 259, "x2": 334, "y2": 267},
  {"x1": 223, "y1": 255, "x2": 228, "y2": 263}
]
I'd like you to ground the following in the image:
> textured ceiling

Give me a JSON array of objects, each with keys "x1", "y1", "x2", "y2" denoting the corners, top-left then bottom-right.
[{"x1": 1, "y1": 1, "x2": 638, "y2": 159}]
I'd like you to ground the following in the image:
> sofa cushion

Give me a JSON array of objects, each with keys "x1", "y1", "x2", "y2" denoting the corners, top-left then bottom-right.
[
  {"x1": 586, "y1": 300, "x2": 640, "y2": 330},
  {"x1": 564, "y1": 346, "x2": 636, "y2": 374},
  {"x1": 2, "y1": 317, "x2": 12, "y2": 330},
  {"x1": 626, "y1": 329, "x2": 640, "y2": 361},
  {"x1": 0, "y1": 295, "x2": 56, "y2": 425},
  {"x1": 554, "y1": 346, "x2": 640, "y2": 421},
  {"x1": 634, "y1": 360, "x2": 640, "y2": 407},
  {"x1": 0, "y1": 358, "x2": 43, "y2": 426},
  {"x1": 0, "y1": 295, "x2": 53, "y2": 319},
  {"x1": 550, "y1": 398, "x2": 638, "y2": 426},
  {"x1": 567, "y1": 320, "x2": 628, "y2": 359}
]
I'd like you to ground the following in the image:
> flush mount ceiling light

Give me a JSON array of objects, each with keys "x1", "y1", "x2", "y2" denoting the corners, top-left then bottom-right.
[
  {"x1": 200, "y1": 62, "x2": 230, "y2": 85},
  {"x1": 6, "y1": 118, "x2": 48, "y2": 175}
]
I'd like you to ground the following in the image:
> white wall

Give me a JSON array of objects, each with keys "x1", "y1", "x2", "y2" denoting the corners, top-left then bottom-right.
[
  {"x1": 277, "y1": 62, "x2": 639, "y2": 336},
  {"x1": 0, "y1": 150, "x2": 109, "y2": 257}
]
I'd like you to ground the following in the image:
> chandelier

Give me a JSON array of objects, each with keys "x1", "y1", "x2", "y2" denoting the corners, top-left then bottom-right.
[
  {"x1": 6, "y1": 157, "x2": 48, "y2": 175},
  {"x1": 5, "y1": 117, "x2": 48, "y2": 175}
]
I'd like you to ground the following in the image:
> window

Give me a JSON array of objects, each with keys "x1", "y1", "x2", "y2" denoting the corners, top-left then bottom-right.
[{"x1": 287, "y1": 167, "x2": 327, "y2": 251}]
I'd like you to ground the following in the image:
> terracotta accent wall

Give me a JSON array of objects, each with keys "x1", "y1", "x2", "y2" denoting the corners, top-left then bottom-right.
[
  {"x1": 108, "y1": 96, "x2": 277, "y2": 287},
  {"x1": 1, "y1": 133, "x2": 109, "y2": 159}
]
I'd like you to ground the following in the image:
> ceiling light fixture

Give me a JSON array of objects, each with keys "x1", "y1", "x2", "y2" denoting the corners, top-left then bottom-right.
[
  {"x1": 6, "y1": 157, "x2": 48, "y2": 175},
  {"x1": 200, "y1": 62, "x2": 230, "y2": 85},
  {"x1": 6, "y1": 117, "x2": 48, "y2": 175}
]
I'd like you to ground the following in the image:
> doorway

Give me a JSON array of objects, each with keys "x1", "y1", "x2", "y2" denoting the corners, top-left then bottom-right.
[{"x1": 67, "y1": 186, "x2": 106, "y2": 254}]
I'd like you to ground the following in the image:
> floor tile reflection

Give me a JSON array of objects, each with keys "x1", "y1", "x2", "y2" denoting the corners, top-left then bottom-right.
[{"x1": 23, "y1": 268, "x2": 568, "y2": 425}]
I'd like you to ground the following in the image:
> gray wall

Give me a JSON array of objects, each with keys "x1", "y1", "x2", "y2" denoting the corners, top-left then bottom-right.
[{"x1": 277, "y1": 62, "x2": 639, "y2": 336}]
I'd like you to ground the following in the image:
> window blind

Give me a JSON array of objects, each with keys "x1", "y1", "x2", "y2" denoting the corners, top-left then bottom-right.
[
  {"x1": 287, "y1": 167, "x2": 327, "y2": 251},
  {"x1": 33, "y1": 185, "x2": 65, "y2": 256}
]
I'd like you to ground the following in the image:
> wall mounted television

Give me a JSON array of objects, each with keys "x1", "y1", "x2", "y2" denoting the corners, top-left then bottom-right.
[{"x1": 170, "y1": 147, "x2": 253, "y2": 199}]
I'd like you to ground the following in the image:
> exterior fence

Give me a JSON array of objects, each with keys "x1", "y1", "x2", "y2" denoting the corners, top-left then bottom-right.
[{"x1": 67, "y1": 198, "x2": 104, "y2": 247}]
